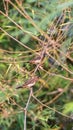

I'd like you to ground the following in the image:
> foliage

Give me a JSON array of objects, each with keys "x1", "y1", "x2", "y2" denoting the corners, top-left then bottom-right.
[{"x1": 0, "y1": 0, "x2": 73, "y2": 130}]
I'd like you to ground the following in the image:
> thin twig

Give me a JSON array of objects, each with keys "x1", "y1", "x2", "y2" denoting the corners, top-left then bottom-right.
[
  {"x1": 46, "y1": 51, "x2": 73, "y2": 75},
  {"x1": 32, "y1": 94, "x2": 73, "y2": 119},
  {"x1": 39, "y1": 66, "x2": 73, "y2": 81},
  {"x1": 24, "y1": 88, "x2": 33, "y2": 130}
]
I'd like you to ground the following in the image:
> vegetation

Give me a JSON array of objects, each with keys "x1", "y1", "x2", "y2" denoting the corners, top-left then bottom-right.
[{"x1": 0, "y1": 0, "x2": 73, "y2": 130}]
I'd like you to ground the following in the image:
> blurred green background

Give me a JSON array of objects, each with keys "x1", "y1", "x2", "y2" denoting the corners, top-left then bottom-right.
[{"x1": 0, "y1": 0, "x2": 73, "y2": 130}]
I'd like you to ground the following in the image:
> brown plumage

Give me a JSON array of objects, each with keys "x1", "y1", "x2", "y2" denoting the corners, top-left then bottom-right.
[
  {"x1": 30, "y1": 44, "x2": 48, "y2": 65},
  {"x1": 16, "y1": 76, "x2": 39, "y2": 89},
  {"x1": 29, "y1": 56, "x2": 42, "y2": 64}
]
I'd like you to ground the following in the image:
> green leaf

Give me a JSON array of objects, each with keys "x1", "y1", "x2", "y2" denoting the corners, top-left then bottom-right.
[{"x1": 63, "y1": 102, "x2": 73, "y2": 114}]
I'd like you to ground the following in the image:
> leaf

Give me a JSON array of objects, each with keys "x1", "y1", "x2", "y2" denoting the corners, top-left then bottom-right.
[{"x1": 63, "y1": 102, "x2": 73, "y2": 114}]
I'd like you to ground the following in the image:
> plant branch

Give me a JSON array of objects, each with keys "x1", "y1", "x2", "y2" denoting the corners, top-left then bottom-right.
[{"x1": 24, "y1": 88, "x2": 33, "y2": 130}]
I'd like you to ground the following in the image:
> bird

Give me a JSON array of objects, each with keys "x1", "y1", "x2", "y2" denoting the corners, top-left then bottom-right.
[
  {"x1": 29, "y1": 51, "x2": 46, "y2": 65},
  {"x1": 29, "y1": 56, "x2": 42, "y2": 64},
  {"x1": 29, "y1": 44, "x2": 48, "y2": 65},
  {"x1": 16, "y1": 76, "x2": 39, "y2": 89}
]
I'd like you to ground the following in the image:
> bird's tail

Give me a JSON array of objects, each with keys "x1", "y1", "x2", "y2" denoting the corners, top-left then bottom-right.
[{"x1": 16, "y1": 85, "x2": 22, "y2": 89}]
